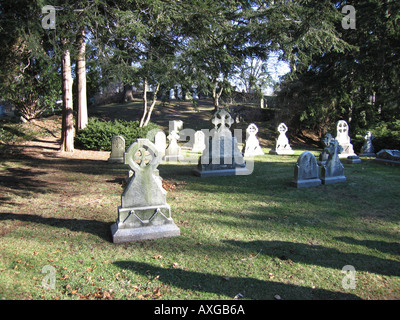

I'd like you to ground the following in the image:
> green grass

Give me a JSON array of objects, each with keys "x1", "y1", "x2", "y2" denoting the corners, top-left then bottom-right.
[{"x1": 1, "y1": 144, "x2": 399, "y2": 300}]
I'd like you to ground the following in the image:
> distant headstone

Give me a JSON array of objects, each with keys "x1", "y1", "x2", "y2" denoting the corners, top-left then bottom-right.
[
  {"x1": 193, "y1": 109, "x2": 250, "y2": 177},
  {"x1": 321, "y1": 138, "x2": 346, "y2": 184},
  {"x1": 163, "y1": 130, "x2": 184, "y2": 161},
  {"x1": 360, "y1": 131, "x2": 376, "y2": 157},
  {"x1": 269, "y1": 123, "x2": 294, "y2": 155},
  {"x1": 111, "y1": 139, "x2": 180, "y2": 243},
  {"x1": 335, "y1": 120, "x2": 357, "y2": 158},
  {"x1": 318, "y1": 133, "x2": 333, "y2": 165},
  {"x1": 243, "y1": 123, "x2": 264, "y2": 157},
  {"x1": 191, "y1": 130, "x2": 206, "y2": 153},
  {"x1": 374, "y1": 149, "x2": 400, "y2": 166},
  {"x1": 169, "y1": 89, "x2": 175, "y2": 100},
  {"x1": 154, "y1": 131, "x2": 167, "y2": 156},
  {"x1": 292, "y1": 151, "x2": 321, "y2": 188},
  {"x1": 108, "y1": 135, "x2": 125, "y2": 163}
]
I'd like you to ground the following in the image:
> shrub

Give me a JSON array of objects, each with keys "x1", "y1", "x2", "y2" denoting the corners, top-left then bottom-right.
[{"x1": 75, "y1": 118, "x2": 159, "y2": 151}]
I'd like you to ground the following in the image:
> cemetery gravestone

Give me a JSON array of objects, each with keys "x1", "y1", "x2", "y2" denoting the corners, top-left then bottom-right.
[
  {"x1": 154, "y1": 131, "x2": 167, "y2": 156},
  {"x1": 191, "y1": 130, "x2": 206, "y2": 153},
  {"x1": 108, "y1": 135, "x2": 125, "y2": 163},
  {"x1": 321, "y1": 138, "x2": 346, "y2": 184},
  {"x1": 318, "y1": 133, "x2": 333, "y2": 165},
  {"x1": 293, "y1": 151, "x2": 321, "y2": 188},
  {"x1": 269, "y1": 123, "x2": 294, "y2": 155},
  {"x1": 335, "y1": 120, "x2": 357, "y2": 158},
  {"x1": 111, "y1": 138, "x2": 180, "y2": 243},
  {"x1": 163, "y1": 130, "x2": 184, "y2": 161},
  {"x1": 243, "y1": 123, "x2": 264, "y2": 157},
  {"x1": 193, "y1": 109, "x2": 249, "y2": 177},
  {"x1": 374, "y1": 149, "x2": 400, "y2": 166},
  {"x1": 360, "y1": 131, "x2": 376, "y2": 157}
]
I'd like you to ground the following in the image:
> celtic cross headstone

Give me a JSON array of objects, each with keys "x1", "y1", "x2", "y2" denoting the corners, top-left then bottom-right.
[
  {"x1": 269, "y1": 123, "x2": 294, "y2": 155},
  {"x1": 243, "y1": 123, "x2": 264, "y2": 157},
  {"x1": 111, "y1": 138, "x2": 180, "y2": 243}
]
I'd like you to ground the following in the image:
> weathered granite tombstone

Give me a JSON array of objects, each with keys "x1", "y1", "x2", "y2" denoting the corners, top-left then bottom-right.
[
  {"x1": 374, "y1": 149, "x2": 400, "y2": 166},
  {"x1": 193, "y1": 109, "x2": 249, "y2": 177},
  {"x1": 191, "y1": 130, "x2": 206, "y2": 153},
  {"x1": 318, "y1": 133, "x2": 333, "y2": 165},
  {"x1": 108, "y1": 135, "x2": 125, "y2": 163},
  {"x1": 154, "y1": 131, "x2": 167, "y2": 156},
  {"x1": 292, "y1": 151, "x2": 321, "y2": 188},
  {"x1": 321, "y1": 138, "x2": 346, "y2": 184},
  {"x1": 360, "y1": 131, "x2": 376, "y2": 157},
  {"x1": 163, "y1": 130, "x2": 184, "y2": 161},
  {"x1": 335, "y1": 120, "x2": 357, "y2": 158},
  {"x1": 110, "y1": 139, "x2": 180, "y2": 243},
  {"x1": 243, "y1": 123, "x2": 264, "y2": 157},
  {"x1": 269, "y1": 123, "x2": 294, "y2": 155}
]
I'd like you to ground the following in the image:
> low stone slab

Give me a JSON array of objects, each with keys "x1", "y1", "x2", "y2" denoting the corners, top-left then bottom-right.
[
  {"x1": 111, "y1": 222, "x2": 180, "y2": 243},
  {"x1": 344, "y1": 155, "x2": 362, "y2": 164},
  {"x1": 321, "y1": 176, "x2": 347, "y2": 185},
  {"x1": 192, "y1": 167, "x2": 251, "y2": 177}
]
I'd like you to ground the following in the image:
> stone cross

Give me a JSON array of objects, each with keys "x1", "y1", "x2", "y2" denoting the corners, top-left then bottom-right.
[
  {"x1": 163, "y1": 130, "x2": 183, "y2": 161},
  {"x1": 212, "y1": 109, "x2": 234, "y2": 132},
  {"x1": 111, "y1": 138, "x2": 180, "y2": 243},
  {"x1": 321, "y1": 138, "x2": 346, "y2": 184}
]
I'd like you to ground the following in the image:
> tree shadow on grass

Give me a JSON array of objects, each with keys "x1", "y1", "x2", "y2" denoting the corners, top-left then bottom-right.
[
  {"x1": 0, "y1": 212, "x2": 112, "y2": 242},
  {"x1": 223, "y1": 240, "x2": 400, "y2": 277},
  {"x1": 113, "y1": 260, "x2": 361, "y2": 300},
  {"x1": 335, "y1": 236, "x2": 400, "y2": 256}
]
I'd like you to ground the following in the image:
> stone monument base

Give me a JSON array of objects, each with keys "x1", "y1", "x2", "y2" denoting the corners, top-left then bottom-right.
[
  {"x1": 321, "y1": 176, "x2": 347, "y2": 185},
  {"x1": 292, "y1": 178, "x2": 322, "y2": 188},
  {"x1": 108, "y1": 157, "x2": 124, "y2": 163},
  {"x1": 111, "y1": 222, "x2": 180, "y2": 243},
  {"x1": 163, "y1": 155, "x2": 184, "y2": 162},
  {"x1": 192, "y1": 167, "x2": 251, "y2": 177},
  {"x1": 344, "y1": 156, "x2": 362, "y2": 164}
]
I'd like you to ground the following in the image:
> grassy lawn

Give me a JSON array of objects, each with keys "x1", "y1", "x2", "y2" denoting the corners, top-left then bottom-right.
[{"x1": 0, "y1": 103, "x2": 399, "y2": 300}]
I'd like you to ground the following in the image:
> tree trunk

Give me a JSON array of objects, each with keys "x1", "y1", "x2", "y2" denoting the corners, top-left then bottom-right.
[
  {"x1": 61, "y1": 48, "x2": 74, "y2": 152},
  {"x1": 143, "y1": 82, "x2": 160, "y2": 127},
  {"x1": 139, "y1": 79, "x2": 148, "y2": 127},
  {"x1": 76, "y1": 27, "x2": 88, "y2": 130},
  {"x1": 212, "y1": 80, "x2": 223, "y2": 111}
]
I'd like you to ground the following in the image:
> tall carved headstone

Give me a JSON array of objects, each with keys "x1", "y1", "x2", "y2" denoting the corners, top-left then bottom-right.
[
  {"x1": 243, "y1": 123, "x2": 264, "y2": 157},
  {"x1": 318, "y1": 133, "x2": 333, "y2": 165},
  {"x1": 111, "y1": 139, "x2": 180, "y2": 243},
  {"x1": 335, "y1": 120, "x2": 357, "y2": 158},
  {"x1": 321, "y1": 138, "x2": 346, "y2": 184},
  {"x1": 163, "y1": 130, "x2": 184, "y2": 161},
  {"x1": 108, "y1": 135, "x2": 125, "y2": 163},
  {"x1": 193, "y1": 109, "x2": 249, "y2": 177},
  {"x1": 360, "y1": 131, "x2": 376, "y2": 157},
  {"x1": 269, "y1": 123, "x2": 294, "y2": 155},
  {"x1": 293, "y1": 151, "x2": 321, "y2": 188}
]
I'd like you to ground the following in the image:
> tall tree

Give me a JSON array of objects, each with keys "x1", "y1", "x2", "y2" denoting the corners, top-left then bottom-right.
[{"x1": 76, "y1": 26, "x2": 88, "y2": 130}]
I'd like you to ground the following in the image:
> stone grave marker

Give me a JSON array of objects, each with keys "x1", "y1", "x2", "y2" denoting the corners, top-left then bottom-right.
[
  {"x1": 154, "y1": 131, "x2": 167, "y2": 156},
  {"x1": 360, "y1": 131, "x2": 376, "y2": 157},
  {"x1": 163, "y1": 130, "x2": 184, "y2": 161},
  {"x1": 111, "y1": 138, "x2": 180, "y2": 243},
  {"x1": 193, "y1": 109, "x2": 250, "y2": 177},
  {"x1": 335, "y1": 120, "x2": 357, "y2": 158},
  {"x1": 269, "y1": 123, "x2": 294, "y2": 155},
  {"x1": 108, "y1": 135, "x2": 125, "y2": 163},
  {"x1": 318, "y1": 133, "x2": 333, "y2": 165},
  {"x1": 292, "y1": 151, "x2": 321, "y2": 188},
  {"x1": 374, "y1": 149, "x2": 400, "y2": 166},
  {"x1": 321, "y1": 138, "x2": 346, "y2": 184},
  {"x1": 191, "y1": 130, "x2": 206, "y2": 153},
  {"x1": 243, "y1": 123, "x2": 264, "y2": 157}
]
